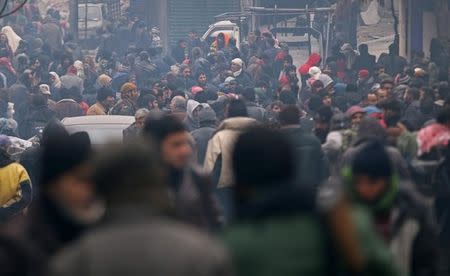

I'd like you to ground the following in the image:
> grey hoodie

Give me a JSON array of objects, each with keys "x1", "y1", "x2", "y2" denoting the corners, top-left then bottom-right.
[{"x1": 191, "y1": 107, "x2": 217, "y2": 164}]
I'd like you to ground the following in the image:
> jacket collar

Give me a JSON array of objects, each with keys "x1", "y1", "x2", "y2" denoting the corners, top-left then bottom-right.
[
  {"x1": 236, "y1": 185, "x2": 317, "y2": 221},
  {"x1": 217, "y1": 117, "x2": 257, "y2": 132}
]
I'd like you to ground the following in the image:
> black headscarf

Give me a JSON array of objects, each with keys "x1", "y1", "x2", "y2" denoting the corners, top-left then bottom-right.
[{"x1": 0, "y1": 149, "x2": 13, "y2": 168}]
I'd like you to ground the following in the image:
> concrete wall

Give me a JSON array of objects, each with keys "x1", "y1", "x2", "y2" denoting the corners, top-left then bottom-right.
[
  {"x1": 423, "y1": 11, "x2": 438, "y2": 58},
  {"x1": 398, "y1": 0, "x2": 449, "y2": 60}
]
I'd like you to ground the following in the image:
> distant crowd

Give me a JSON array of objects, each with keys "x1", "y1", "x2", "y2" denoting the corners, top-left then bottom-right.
[{"x1": 0, "y1": 1, "x2": 449, "y2": 276}]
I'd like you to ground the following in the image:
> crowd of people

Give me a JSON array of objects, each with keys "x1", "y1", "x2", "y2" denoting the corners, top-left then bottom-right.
[{"x1": 0, "y1": 1, "x2": 449, "y2": 276}]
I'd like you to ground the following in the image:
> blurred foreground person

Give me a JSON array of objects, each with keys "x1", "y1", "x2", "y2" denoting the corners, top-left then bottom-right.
[
  {"x1": 224, "y1": 127, "x2": 400, "y2": 276},
  {"x1": 1, "y1": 124, "x2": 100, "y2": 276},
  {"x1": 50, "y1": 142, "x2": 232, "y2": 276},
  {"x1": 143, "y1": 115, "x2": 222, "y2": 231},
  {"x1": 0, "y1": 135, "x2": 32, "y2": 223},
  {"x1": 343, "y1": 141, "x2": 438, "y2": 275}
]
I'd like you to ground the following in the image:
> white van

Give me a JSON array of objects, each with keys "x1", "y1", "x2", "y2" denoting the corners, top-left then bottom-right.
[{"x1": 202, "y1": 20, "x2": 241, "y2": 50}]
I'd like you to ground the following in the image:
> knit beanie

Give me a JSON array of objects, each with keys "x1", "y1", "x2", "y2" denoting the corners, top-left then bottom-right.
[
  {"x1": 40, "y1": 131, "x2": 92, "y2": 186},
  {"x1": 97, "y1": 74, "x2": 112, "y2": 87},
  {"x1": 120, "y1": 82, "x2": 137, "y2": 95},
  {"x1": 97, "y1": 87, "x2": 115, "y2": 102},
  {"x1": 352, "y1": 141, "x2": 392, "y2": 179}
]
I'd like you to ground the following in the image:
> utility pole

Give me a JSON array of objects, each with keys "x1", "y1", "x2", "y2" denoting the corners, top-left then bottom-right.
[
  {"x1": 69, "y1": 0, "x2": 79, "y2": 41},
  {"x1": 335, "y1": 0, "x2": 358, "y2": 47}
]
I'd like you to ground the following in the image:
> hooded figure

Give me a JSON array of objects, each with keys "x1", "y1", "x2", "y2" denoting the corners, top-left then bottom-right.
[
  {"x1": 1, "y1": 26, "x2": 22, "y2": 54},
  {"x1": 184, "y1": 99, "x2": 209, "y2": 132},
  {"x1": 340, "y1": 43, "x2": 357, "y2": 70},
  {"x1": 191, "y1": 107, "x2": 217, "y2": 164}
]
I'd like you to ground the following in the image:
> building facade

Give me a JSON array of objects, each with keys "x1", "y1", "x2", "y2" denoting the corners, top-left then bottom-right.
[
  {"x1": 130, "y1": 0, "x2": 241, "y2": 49},
  {"x1": 398, "y1": 0, "x2": 449, "y2": 60}
]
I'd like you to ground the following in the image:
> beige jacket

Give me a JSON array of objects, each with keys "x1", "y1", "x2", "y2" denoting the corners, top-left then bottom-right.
[
  {"x1": 87, "y1": 102, "x2": 107, "y2": 116},
  {"x1": 204, "y1": 117, "x2": 257, "y2": 188}
]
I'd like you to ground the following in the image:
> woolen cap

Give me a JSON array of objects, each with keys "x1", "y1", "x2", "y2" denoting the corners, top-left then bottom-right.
[
  {"x1": 120, "y1": 82, "x2": 137, "y2": 95},
  {"x1": 346, "y1": 105, "x2": 366, "y2": 118},
  {"x1": 97, "y1": 87, "x2": 115, "y2": 102},
  {"x1": 40, "y1": 131, "x2": 92, "y2": 185}
]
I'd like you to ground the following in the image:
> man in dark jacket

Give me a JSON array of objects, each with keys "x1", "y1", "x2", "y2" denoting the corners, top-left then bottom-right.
[
  {"x1": 41, "y1": 16, "x2": 63, "y2": 53},
  {"x1": 21, "y1": 93, "x2": 57, "y2": 139},
  {"x1": 191, "y1": 107, "x2": 217, "y2": 165},
  {"x1": 143, "y1": 115, "x2": 222, "y2": 231},
  {"x1": 377, "y1": 43, "x2": 407, "y2": 76},
  {"x1": 9, "y1": 72, "x2": 32, "y2": 108},
  {"x1": 110, "y1": 82, "x2": 140, "y2": 116},
  {"x1": 354, "y1": 44, "x2": 376, "y2": 73},
  {"x1": 402, "y1": 87, "x2": 426, "y2": 131},
  {"x1": 135, "y1": 51, "x2": 157, "y2": 89},
  {"x1": 53, "y1": 88, "x2": 84, "y2": 120},
  {"x1": 172, "y1": 39, "x2": 188, "y2": 64},
  {"x1": 279, "y1": 105, "x2": 329, "y2": 188},
  {"x1": 196, "y1": 71, "x2": 218, "y2": 100},
  {"x1": 241, "y1": 88, "x2": 266, "y2": 122}
]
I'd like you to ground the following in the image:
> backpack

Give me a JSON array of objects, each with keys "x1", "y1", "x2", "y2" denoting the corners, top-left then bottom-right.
[{"x1": 410, "y1": 146, "x2": 450, "y2": 198}]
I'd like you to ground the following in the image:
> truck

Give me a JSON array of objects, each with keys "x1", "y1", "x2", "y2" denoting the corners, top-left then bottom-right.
[
  {"x1": 78, "y1": 3, "x2": 106, "y2": 40},
  {"x1": 77, "y1": 0, "x2": 122, "y2": 40},
  {"x1": 201, "y1": 6, "x2": 334, "y2": 61},
  {"x1": 201, "y1": 21, "x2": 241, "y2": 49}
]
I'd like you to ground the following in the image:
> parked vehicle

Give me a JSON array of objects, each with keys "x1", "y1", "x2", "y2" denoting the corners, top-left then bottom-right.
[
  {"x1": 78, "y1": 3, "x2": 106, "y2": 40},
  {"x1": 202, "y1": 20, "x2": 241, "y2": 49},
  {"x1": 62, "y1": 115, "x2": 134, "y2": 146}
]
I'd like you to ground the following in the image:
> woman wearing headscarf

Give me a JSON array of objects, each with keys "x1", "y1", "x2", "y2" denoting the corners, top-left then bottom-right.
[
  {"x1": 49, "y1": 72, "x2": 62, "y2": 101},
  {"x1": 1, "y1": 26, "x2": 22, "y2": 54},
  {"x1": 73, "y1": 60, "x2": 85, "y2": 80},
  {"x1": 340, "y1": 43, "x2": 358, "y2": 71}
]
